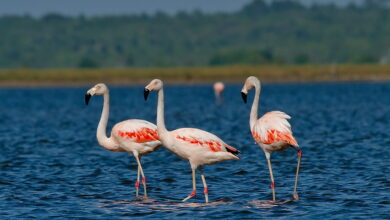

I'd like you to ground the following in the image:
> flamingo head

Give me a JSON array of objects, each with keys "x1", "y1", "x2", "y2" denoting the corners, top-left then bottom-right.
[
  {"x1": 241, "y1": 76, "x2": 260, "y2": 103},
  {"x1": 144, "y1": 79, "x2": 163, "y2": 101},
  {"x1": 85, "y1": 83, "x2": 108, "y2": 105}
]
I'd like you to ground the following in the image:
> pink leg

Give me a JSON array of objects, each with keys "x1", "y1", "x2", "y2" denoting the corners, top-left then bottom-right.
[
  {"x1": 142, "y1": 176, "x2": 147, "y2": 196},
  {"x1": 134, "y1": 154, "x2": 148, "y2": 197},
  {"x1": 291, "y1": 146, "x2": 302, "y2": 200},
  {"x1": 265, "y1": 152, "x2": 276, "y2": 202},
  {"x1": 182, "y1": 169, "x2": 196, "y2": 202},
  {"x1": 135, "y1": 166, "x2": 140, "y2": 197},
  {"x1": 199, "y1": 167, "x2": 209, "y2": 203}
]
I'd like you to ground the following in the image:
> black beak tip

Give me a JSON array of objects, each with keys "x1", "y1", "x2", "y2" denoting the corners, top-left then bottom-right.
[
  {"x1": 144, "y1": 89, "x2": 150, "y2": 101},
  {"x1": 85, "y1": 94, "x2": 91, "y2": 105},
  {"x1": 241, "y1": 92, "x2": 247, "y2": 103}
]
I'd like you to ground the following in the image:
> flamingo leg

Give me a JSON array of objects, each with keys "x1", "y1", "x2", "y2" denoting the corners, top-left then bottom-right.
[
  {"x1": 135, "y1": 165, "x2": 140, "y2": 197},
  {"x1": 265, "y1": 152, "x2": 276, "y2": 202},
  {"x1": 134, "y1": 154, "x2": 148, "y2": 197},
  {"x1": 182, "y1": 169, "x2": 196, "y2": 202},
  {"x1": 199, "y1": 167, "x2": 209, "y2": 203},
  {"x1": 290, "y1": 146, "x2": 302, "y2": 200}
]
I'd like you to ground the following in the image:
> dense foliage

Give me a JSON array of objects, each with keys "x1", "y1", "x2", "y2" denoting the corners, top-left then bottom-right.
[{"x1": 0, "y1": 0, "x2": 389, "y2": 68}]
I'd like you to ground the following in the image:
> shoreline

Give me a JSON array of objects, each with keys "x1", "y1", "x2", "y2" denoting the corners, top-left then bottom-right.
[
  {"x1": 0, "y1": 65, "x2": 389, "y2": 87},
  {"x1": 0, "y1": 79, "x2": 389, "y2": 89}
]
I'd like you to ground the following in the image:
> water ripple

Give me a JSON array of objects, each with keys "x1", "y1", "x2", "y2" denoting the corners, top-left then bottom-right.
[{"x1": 0, "y1": 83, "x2": 389, "y2": 219}]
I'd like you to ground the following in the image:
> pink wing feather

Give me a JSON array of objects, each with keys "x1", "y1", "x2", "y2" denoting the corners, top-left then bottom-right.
[
  {"x1": 252, "y1": 111, "x2": 298, "y2": 146},
  {"x1": 113, "y1": 119, "x2": 159, "y2": 143},
  {"x1": 172, "y1": 128, "x2": 239, "y2": 155}
]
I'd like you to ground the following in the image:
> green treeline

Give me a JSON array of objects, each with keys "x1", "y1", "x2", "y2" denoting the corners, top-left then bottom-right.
[{"x1": 0, "y1": 0, "x2": 389, "y2": 68}]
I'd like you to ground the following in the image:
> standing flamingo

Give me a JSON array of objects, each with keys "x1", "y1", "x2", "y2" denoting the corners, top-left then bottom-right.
[
  {"x1": 85, "y1": 83, "x2": 161, "y2": 198},
  {"x1": 241, "y1": 76, "x2": 302, "y2": 202},
  {"x1": 144, "y1": 79, "x2": 240, "y2": 203},
  {"x1": 213, "y1": 81, "x2": 224, "y2": 103}
]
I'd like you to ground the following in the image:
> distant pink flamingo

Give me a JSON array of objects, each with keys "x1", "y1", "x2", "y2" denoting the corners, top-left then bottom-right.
[
  {"x1": 213, "y1": 81, "x2": 224, "y2": 102},
  {"x1": 144, "y1": 79, "x2": 240, "y2": 203},
  {"x1": 241, "y1": 76, "x2": 302, "y2": 202},
  {"x1": 85, "y1": 83, "x2": 161, "y2": 197}
]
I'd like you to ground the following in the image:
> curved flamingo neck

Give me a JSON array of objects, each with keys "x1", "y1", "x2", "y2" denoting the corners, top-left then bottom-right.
[
  {"x1": 250, "y1": 80, "x2": 261, "y2": 130},
  {"x1": 96, "y1": 90, "x2": 118, "y2": 151},
  {"x1": 156, "y1": 88, "x2": 169, "y2": 137}
]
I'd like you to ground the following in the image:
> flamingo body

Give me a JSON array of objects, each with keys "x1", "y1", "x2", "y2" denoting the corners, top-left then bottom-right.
[
  {"x1": 112, "y1": 119, "x2": 160, "y2": 154},
  {"x1": 251, "y1": 111, "x2": 298, "y2": 152},
  {"x1": 167, "y1": 128, "x2": 239, "y2": 168}
]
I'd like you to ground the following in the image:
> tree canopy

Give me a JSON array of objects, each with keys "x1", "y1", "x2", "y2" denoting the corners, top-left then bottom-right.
[{"x1": 0, "y1": 0, "x2": 389, "y2": 68}]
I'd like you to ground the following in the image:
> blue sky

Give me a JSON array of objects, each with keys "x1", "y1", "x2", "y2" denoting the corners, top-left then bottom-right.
[{"x1": 0, "y1": 0, "x2": 363, "y2": 17}]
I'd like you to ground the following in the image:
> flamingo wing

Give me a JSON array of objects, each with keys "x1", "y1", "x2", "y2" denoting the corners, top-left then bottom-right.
[
  {"x1": 112, "y1": 119, "x2": 159, "y2": 143},
  {"x1": 252, "y1": 111, "x2": 298, "y2": 146},
  {"x1": 172, "y1": 128, "x2": 239, "y2": 155}
]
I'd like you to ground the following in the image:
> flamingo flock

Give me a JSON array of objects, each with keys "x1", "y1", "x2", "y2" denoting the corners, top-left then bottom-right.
[{"x1": 86, "y1": 76, "x2": 302, "y2": 203}]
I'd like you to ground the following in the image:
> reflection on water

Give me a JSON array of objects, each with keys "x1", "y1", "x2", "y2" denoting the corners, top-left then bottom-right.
[
  {"x1": 247, "y1": 200, "x2": 293, "y2": 208},
  {"x1": 0, "y1": 83, "x2": 389, "y2": 218},
  {"x1": 100, "y1": 197, "x2": 231, "y2": 211}
]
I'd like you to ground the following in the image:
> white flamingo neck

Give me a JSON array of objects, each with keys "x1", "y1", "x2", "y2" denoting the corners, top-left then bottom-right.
[
  {"x1": 156, "y1": 88, "x2": 169, "y2": 137},
  {"x1": 96, "y1": 91, "x2": 118, "y2": 151},
  {"x1": 250, "y1": 80, "x2": 261, "y2": 130}
]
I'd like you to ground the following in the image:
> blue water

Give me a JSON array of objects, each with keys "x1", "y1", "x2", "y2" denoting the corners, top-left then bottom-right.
[{"x1": 0, "y1": 83, "x2": 389, "y2": 219}]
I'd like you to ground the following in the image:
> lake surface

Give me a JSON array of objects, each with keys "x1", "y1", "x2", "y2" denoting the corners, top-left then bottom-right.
[{"x1": 0, "y1": 82, "x2": 389, "y2": 219}]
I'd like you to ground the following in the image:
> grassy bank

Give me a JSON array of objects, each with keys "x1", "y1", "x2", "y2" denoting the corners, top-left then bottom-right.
[{"x1": 0, "y1": 65, "x2": 389, "y2": 86}]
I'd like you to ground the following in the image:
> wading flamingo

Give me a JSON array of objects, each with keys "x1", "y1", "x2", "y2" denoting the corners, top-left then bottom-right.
[
  {"x1": 144, "y1": 79, "x2": 240, "y2": 203},
  {"x1": 241, "y1": 76, "x2": 302, "y2": 202},
  {"x1": 85, "y1": 83, "x2": 161, "y2": 197},
  {"x1": 213, "y1": 81, "x2": 224, "y2": 103}
]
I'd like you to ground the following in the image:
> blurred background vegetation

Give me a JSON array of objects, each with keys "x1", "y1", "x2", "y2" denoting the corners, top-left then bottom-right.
[{"x1": 0, "y1": 0, "x2": 389, "y2": 69}]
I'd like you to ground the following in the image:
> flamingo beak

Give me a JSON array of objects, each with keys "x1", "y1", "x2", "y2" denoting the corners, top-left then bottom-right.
[
  {"x1": 85, "y1": 93, "x2": 92, "y2": 105},
  {"x1": 241, "y1": 92, "x2": 247, "y2": 104},
  {"x1": 144, "y1": 89, "x2": 150, "y2": 101}
]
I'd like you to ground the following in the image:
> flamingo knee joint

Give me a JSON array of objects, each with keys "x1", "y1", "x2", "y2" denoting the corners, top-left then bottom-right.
[{"x1": 190, "y1": 190, "x2": 197, "y2": 197}]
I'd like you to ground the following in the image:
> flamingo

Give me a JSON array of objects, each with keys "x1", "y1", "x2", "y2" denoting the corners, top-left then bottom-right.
[
  {"x1": 213, "y1": 81, "x2": 224, "y2": 103},
  {"x1": 240, "y1": 76, "x2": 302, "y2": 202},
  {"x1": 144, "y1": 79, "x2": 240, "y2": 203},
  {"x1": 85, "y1": 83, "x2": 161, "y2": 198}
]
